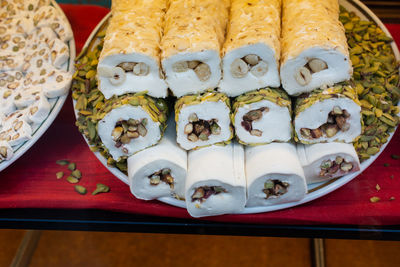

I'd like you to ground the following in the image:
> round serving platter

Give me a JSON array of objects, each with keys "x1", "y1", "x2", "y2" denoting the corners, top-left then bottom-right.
[
  {"x1": 0, "y1": 0, "x2": 76, "y2": 172},
  {"x1": 75, "y1": 0, "x2": 399, "y2": 213}
]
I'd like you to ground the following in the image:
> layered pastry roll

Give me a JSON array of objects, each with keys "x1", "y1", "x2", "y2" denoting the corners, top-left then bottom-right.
[
  {"x1": 245, "y1": 143, "x2": 306, "y2": 207},
  {"x1": 97, "y1": 0, "x2": 167, "y2": 99},
  {"x1": 0, "y1": 111, "x2": 32, "y2": 146},
  {"x1": 219, "y1": 0, "x2": 281, "y2": 96},
  {"x1": 96, "y1": 94, "x2": 168, "y2": 161},
  {"x1": 128, "y1": 117, "x2": 187, "y2": 200},
  {"x1": 186, "y1": 142, "x2": 246, "y2": 217},
  {"x1": 161, "y1": 0, "x2": 230, "y2": 97},
  {"x1": 294, "y1": 85, "x2": 361, "y2": 144},
  {"x1": 175, "y1": 91, "x2": 233, "y2": 150},
  {"x1": 0, "y1": 140, "x2": 13, "y2": 161},
  {"x1": 297, "y1": 142, "x2": 360, "y2": 184},
  {"x1": 280, "y1": 0, "x2": 352, "y2": 96},
  {"x1": 232, "y1": 88, "x2": 292, "y2": 145}
]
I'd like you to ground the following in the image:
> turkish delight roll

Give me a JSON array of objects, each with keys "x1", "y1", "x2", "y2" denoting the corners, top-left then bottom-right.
[
  {"x1": 96, "y1": 94, "x2": 168, "y2": 161},
  {"x1": 219, "y1": 0, "x2": 281, "y2": 96},
  {"x1": 161, "y1": 0, "x2": 230, "y2": 97},
  {"x1": 297, "y1": 142, "x2": 360, "y2": 184},
  {"x1": 175, "y1": 91, "x2": 233, "y2": 150},
  {"x1": 186, "y1": 142, "x2": 246, "y2": 217},
  {"x1": 0, "y1": 140, "x2": 13, "y2": 162},
  {"x1": 294, "y1": 85, "x2": 361, "y2": 144},
  {"x1": 280, "y1": 0, "x2": 352, "y2": 96},
  {"x1": 128, "y1": 116, "x2": 187, "y2": 200},
  {"x1": 245, "y1": 143, "x2": 306, "y2": 207},
  {"x1": 97, "y1": 0, "x2": 167, "y2": 99},
  {"x1": 232, "y1": 88, "x2": 292, "y2": 145}
]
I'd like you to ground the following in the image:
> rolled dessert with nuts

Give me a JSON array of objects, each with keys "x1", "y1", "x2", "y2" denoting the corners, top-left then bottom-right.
[
  {"x1": 280, "y1": 0, "x2": 352, "y2": 96},
  {"x1": 219, "y1": 0, "x2": 281, "y2": 96},
  {"x1": 96, "y1": 94, "x2": 168, "y2": 161},
  {"x1": 297, "y1": 142, "x2": 360, "y2": 184},
  {"x1": 161, "y1": 0, "x2": 230, "y2": 97},
  {"x1": 175, "y1": 91, "x2": 233, "y2": 150},
  {"x1": 0, "y1": 140, "x2": 13, "y2": 162},
  {"x1": 127, "y1": 116, "x2": 187, "y2": 200},
  {"x1": 245, "y1": 143, "x2": 306, "y2": 207},
  {"x1": 185, "y1": 142, "x2": 246, "y2": 217},
  {"x1": 294, "y1": 84, "x2": 361, "y2": 144},
  {"x1": 0, "y1": 109, "x2": 32, "y2": 147},
  {"x1": 97, "y1": 0, "x2": 168, "y2": 99},
  {"x1": 232, "y1": 88, "x2": 292, "y2": 145}
]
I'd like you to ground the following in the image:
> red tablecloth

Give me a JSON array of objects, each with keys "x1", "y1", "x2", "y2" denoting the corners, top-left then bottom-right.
[{"x1": 0, "y1": 4, "x2": 399, "y2": 226}]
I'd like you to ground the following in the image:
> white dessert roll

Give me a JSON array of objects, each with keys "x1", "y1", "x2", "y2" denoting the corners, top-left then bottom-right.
[
  {"x1": 245, "y1": 143, "x2": 306, "y2": 207},
  {"x1": 219, "y1": 0, "x2": 281, "y2": 97},
  {"x1": 128, "y1": 117, "x2": 187, "y2": 200},
  {"x1": 97, "y1": 0, "x2": 167, "y2": 99},
  {"x1": 280, "y1": 0, "x2": 352, "y2": 96},
  {"x1": 96, "y1": 94, "x2": 168, "y2": 161},
  {"x1": 232, "y1": 88, "x2": 292, "y2": 145},
  {"x1": 0, "y1": 140, "x2": 13, "y2": 161},
  {"x1": 294, "y1": 85, "x2": 361, "y2": 144},
  {"x1": 161, "y1": 0, "x2": 230, "y2": 97},
  {"x1": 26, "y1": 92, "x2": 51, "y2": 124},
  {"x1": 0, "y1": 114, "x2": 32, "y2": 147},
  {"x1": 186, "y1": 142, "x2": 246, "y2": 217},
  {"x1": 297, "y1": 142, "x2": 361, "y2": 184},
  {"x1": 175, "y1": 92, "x2": 233, "y2": 150}
]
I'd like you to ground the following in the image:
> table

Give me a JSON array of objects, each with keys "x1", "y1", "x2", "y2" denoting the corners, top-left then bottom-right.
[{"x1": 0, "y1": 4, "x2": 400, "y2": 240}]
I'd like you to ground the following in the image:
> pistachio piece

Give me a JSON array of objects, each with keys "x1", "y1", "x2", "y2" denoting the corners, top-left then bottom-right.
[
  {"x1": 192, "y1": 187, "x2": 205, "y2": 200},
  {"x1": 74, "y1": 185, "x2": 87, "y2": 195},
  {"x1": 117, "y1": 62, "x2": 136, "y2": 72},
  {"x1": 68, "y1": 162, "x2": 76, "y2": 171},
  {"x1": 112, "y1": 126, "x2": 123, "y2": 141},
  {"x1": 340, "y1": 162, "x2": 353, "y2": 172},
  {"x1": 149, "y1": 174, "x2": 161, "y2": 185},
  {"x1": 161, "y1": 168, "x2": 171, "y2": 175},
  {"x1": 92, "y1": 183, "x2": 110, "y2": 195},
  {"x1": 230, "y1": 58, "x2": 248, "y2": 78},
  {"x1": 66, "y1": 176, "x2": 79, "y2": 184},
  {"x1": 56, "y1": 159, "x2": 69, "y2": 166},
  {"x1": 137, "y1": 124, "x2": 147, "y2": 137},
  {"x1": 187, "y1": 133, "x2": 198, "y2": 142},
  {"x1": 71, "y1": 169, "x2": 82, "y2": 179},
  {"x1": 56, "y1": 171, "x2": 64, "y2": 179},
  {"x1": 250, "y1": 129, "x2": 262, "y2": 136}
]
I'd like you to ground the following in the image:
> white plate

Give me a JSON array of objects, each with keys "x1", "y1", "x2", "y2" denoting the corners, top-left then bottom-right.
[
  {"x1": 0, "y1": 0, "x2": 76, "y2": 172},
  {"x1": 75, "y1": 0, "x2": 399, "y2": 213}
]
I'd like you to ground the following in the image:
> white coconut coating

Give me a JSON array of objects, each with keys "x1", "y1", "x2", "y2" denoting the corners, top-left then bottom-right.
[
  {"x1": 245, "y1": 143, "x2": 306, "y2": 207},
  {"x1": 128, "y1": 117, "x2": 187, "y2": 200},
  {"x1": 186, "y1": 142, "x2": 246, "y2": 217}
]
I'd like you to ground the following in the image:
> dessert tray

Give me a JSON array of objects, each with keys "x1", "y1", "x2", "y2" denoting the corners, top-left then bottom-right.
[
  {"x1": 0, "y1": 0, "x2": 75, "y2": 172},
  {"x1": 73, "y1": 0, "x2": 399, "y2": 214}
]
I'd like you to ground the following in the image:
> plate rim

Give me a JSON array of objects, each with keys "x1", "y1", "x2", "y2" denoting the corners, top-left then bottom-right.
[
  {"x1": 74, "y1": 0, "x2": 400, "y2": 213},
  {"x1": 0, "y1": 0, "x2": 76, "y2": 172}
]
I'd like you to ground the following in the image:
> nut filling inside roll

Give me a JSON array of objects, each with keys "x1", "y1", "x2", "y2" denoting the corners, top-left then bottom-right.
[
  {"x1": 241, "y1": 107, "x2": 269, "y2": 137},
  {"x1": 295, "y1": 58, "x2": 328, "y2": 86},
  {"x1": 148, "y1": 168, "x2": 174, "y2": 189},
  {"x1": 116, "y1": 62, "x2": 150, "y2": 76},
  {"x1": 184, "y1": 113, "x2": 221, "y2": 142},
  {"x1": 172, "y1": 61, "x2": 211, "y2": 82},
  {"x1": 230, "y1": 55, "x2": 268, "y2": 78},
  {"x1": 300, "y1": 106, "x2": 351, "y2": 139},
  {"x1": 112, "y1": 118, "x2": 148, "y2": 149},
  {"x1": 319, "y1": 156, "x2": 354, "y2": 178},
  {"x1": 191, "y1": 186, "x2": 227, "y2": 203},
  {"x1": 263, "y1": 179, "x2": 290, "y2": 199}
]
